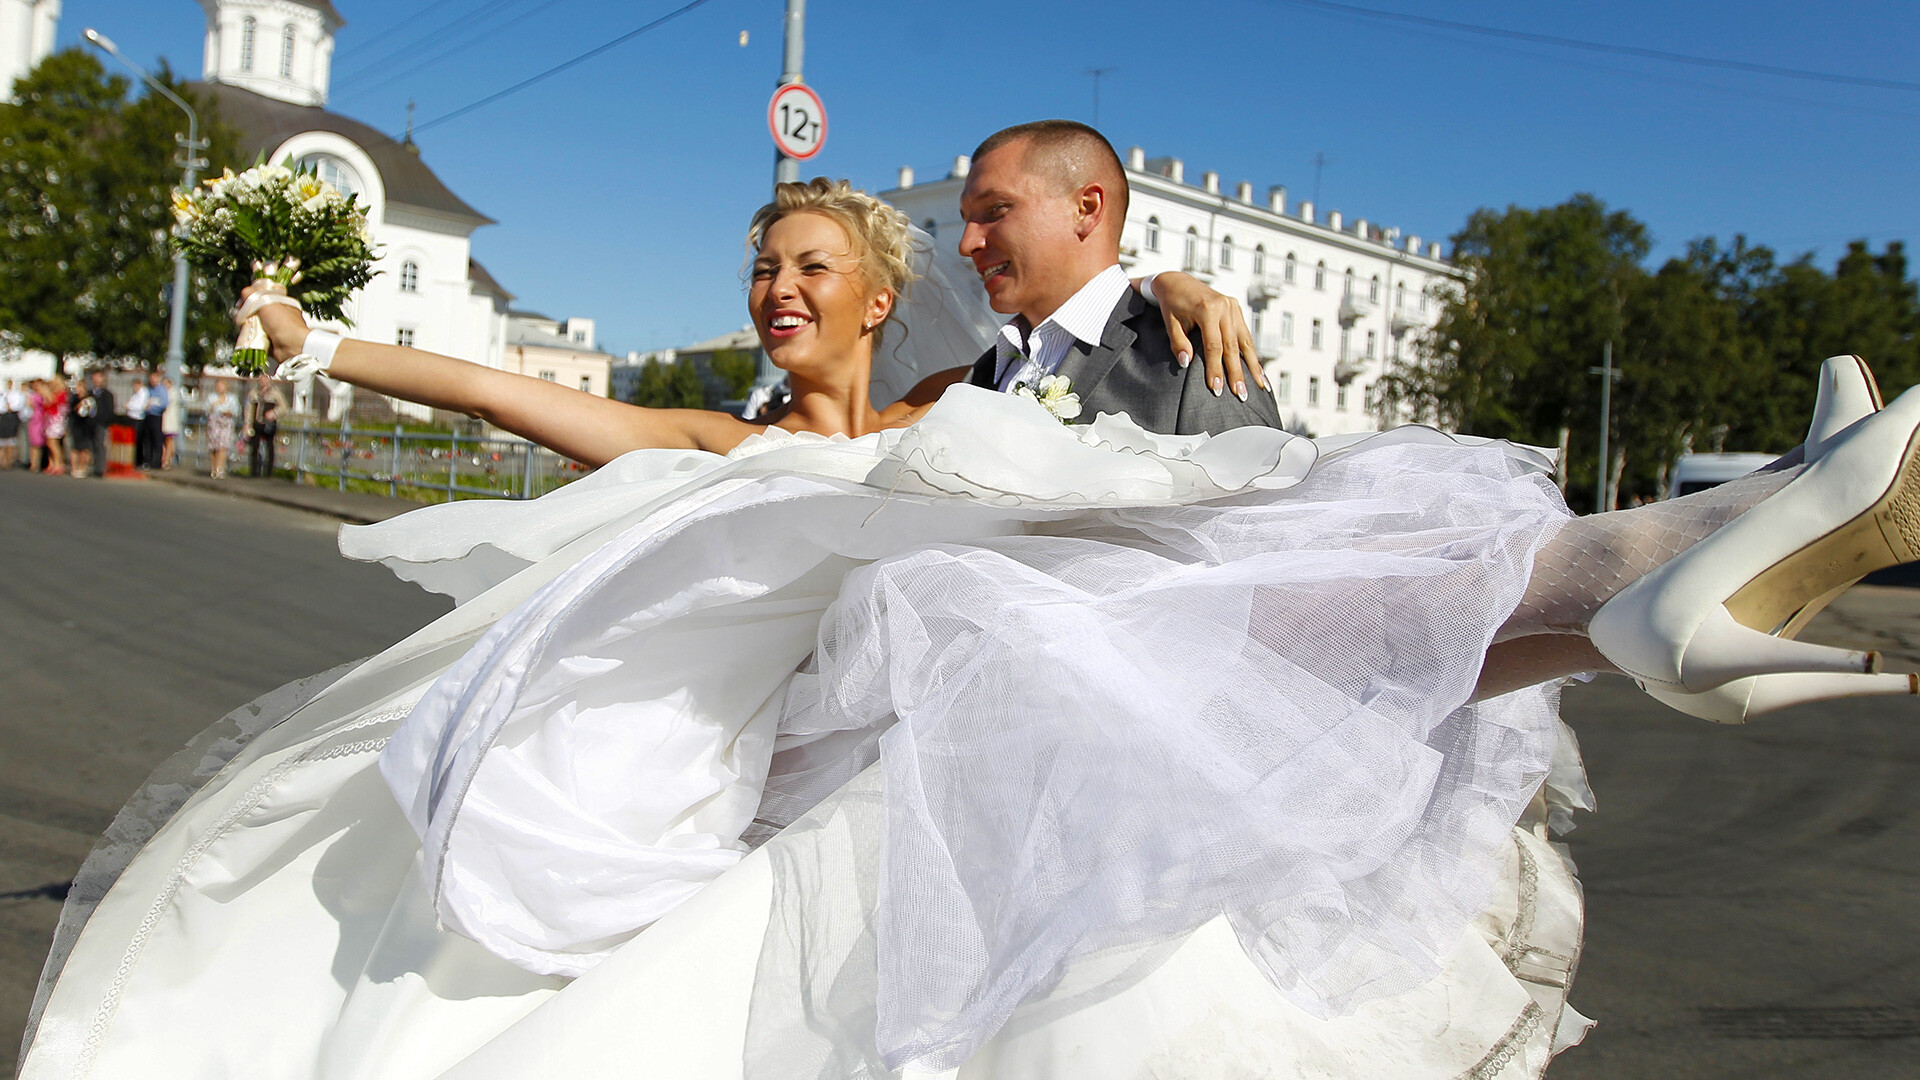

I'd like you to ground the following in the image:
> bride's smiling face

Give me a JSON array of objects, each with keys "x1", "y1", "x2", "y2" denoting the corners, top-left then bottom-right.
[{"x1": 750, "y1": 211, "x2": 892, "y2": 377}]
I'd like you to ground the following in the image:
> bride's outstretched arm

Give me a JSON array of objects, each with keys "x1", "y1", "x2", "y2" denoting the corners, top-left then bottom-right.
[{"x1": 243, "y1": 286, "x2": 745, "y2": 465}]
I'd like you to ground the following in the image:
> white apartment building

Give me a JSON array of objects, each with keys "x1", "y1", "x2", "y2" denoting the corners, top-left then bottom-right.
[
  {"x1": 0, "y1": 0, "x2": 58, "y2": 101},
  {"x1": 882, "y1": 149, "x2": 1461, "y2": 436}
]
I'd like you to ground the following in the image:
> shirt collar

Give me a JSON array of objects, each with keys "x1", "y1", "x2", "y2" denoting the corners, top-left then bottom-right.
[{"x1": 994, "y1": 263, "x2": 1130, "y2": 364}]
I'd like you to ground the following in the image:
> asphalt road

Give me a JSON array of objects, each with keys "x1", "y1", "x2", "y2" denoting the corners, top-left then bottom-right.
[
  {"x1": 0, "y1": 469, "x2": 450, "y2": 1076},
  {"x1": 1, "y1": 469, "x2": 1916, "y2": 1078}
]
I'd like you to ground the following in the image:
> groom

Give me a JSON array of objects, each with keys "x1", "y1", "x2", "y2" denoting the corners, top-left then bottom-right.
[{"x1": 906, "y1": 120, "x2": 1282, "y2": 435}]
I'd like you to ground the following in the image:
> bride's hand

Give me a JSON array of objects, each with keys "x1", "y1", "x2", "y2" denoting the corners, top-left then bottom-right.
[
  {"x1": 236, "y1": 283, "x2": 311, "y2": 363},
  {"x1": 1148, "y1": 271, "x2": 1268, "y2": 401}
]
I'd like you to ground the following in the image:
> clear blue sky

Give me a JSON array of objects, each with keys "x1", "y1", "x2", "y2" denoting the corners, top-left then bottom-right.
[{"x1": 53, "y1": 0, "x2": 1920, "y2": 356}]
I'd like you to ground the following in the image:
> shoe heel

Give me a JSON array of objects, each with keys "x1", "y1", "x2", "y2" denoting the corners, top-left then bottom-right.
[
  {"x1": 1676, "y1": 605, "x2": 1879, "y2": 689},
  {"x1": 1650, "y1": 670, "x2": 1918, "y2": 724}
]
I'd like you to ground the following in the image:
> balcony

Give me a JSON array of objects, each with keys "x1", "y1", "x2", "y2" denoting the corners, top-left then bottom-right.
[
  {"x1": 1181, "y1": 253, "x2": 1214, "y2": 280},
  {"x1": 1390, "y1": 307, "x2": 1422, "y2": 336},
  {"x1": 1255, "y1": 330, "x2": 1287, "y2": 359},
  {"x1": 1246, "y1": 272, "x2": 1286, "y2": 304},
  {"x1": 1337, "y1": 292, "x2": 1373, "y2": 324},
  {"x1": 1333, "y1": 357, "x2": 1368, "y2": 385}
]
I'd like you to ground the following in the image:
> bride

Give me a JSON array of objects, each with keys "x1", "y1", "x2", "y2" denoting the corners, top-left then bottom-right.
[{"x1": 20, "y1": 180, "x2": 1919, "y2": 1080}]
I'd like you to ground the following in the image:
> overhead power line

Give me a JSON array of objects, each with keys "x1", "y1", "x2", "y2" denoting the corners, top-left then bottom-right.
[
  {"x1": 336, "y1": 0, "x2": 530, "y2": 86},
  {"x1": 355, "y1": 0, "x2": 579, "y2": 96},
  {"x1": 335, "y1": 0, "x2": 465, "y2": 58},
  {"x1": 412, "y1": 0, "x2": 723, "y2": 136},
  {"x1": 1265, "y1": 0, "x2": 1920, "y2": 93}
]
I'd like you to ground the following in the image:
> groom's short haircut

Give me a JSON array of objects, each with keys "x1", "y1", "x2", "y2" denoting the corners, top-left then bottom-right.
[{"x1": 973, "y1": 120, "x2": 1130, "y2": 225}]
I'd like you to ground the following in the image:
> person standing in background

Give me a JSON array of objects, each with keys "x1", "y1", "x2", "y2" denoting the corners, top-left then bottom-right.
[
  {"x1": 41, "y1": 377, "x2": 68, "y2": 475},
  {"x1": 245, "y1": 374, "x2": 286, "y2": 479},
  {"x1": 160, "y1": 376, "x2": 183, "y2": 470},
  {"x1": 125, "y1": 377, "x2": 150, "y2": 468},
  {"x1": 68, "y1": 372, "x2": 97, "y2": 477},
  {"x1": 86, "y1": 370, "x2": 114, "y2": 479},
  {"x1": 0, "y1": 380, "x2": 19, "y2": 469},
  {"x1": 138, "y1": 371, "x2": 167, "y2": 471},
  {"x1": 204, "y1": 378, "x2": 239, "y2": 479}
]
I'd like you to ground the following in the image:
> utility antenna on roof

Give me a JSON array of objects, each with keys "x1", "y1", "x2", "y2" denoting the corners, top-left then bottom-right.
[
  {"x1": 403, "y1": 99, "x2": 418, "y2": 153},
  {"x1": 1310, "y1": 150, "x2": 1333, "y2": 206}
]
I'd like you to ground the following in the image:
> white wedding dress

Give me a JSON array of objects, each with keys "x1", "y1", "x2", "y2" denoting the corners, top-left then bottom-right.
[{"x1": 20, "y1": 382, "x2": 1596, "y2": 1080}]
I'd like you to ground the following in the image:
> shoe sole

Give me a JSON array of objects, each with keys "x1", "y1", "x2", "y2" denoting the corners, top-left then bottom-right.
[{"x1": 1725, "y1": 423, "x2": 1920, "y2": 639}]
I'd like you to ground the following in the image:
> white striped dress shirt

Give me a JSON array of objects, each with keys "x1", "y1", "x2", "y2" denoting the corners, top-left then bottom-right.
[{"x1": 993, "y1": 265, "x2": 1131, "y2": 392}]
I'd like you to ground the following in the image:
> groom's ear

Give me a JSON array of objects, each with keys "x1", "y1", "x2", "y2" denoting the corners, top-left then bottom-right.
[{"x1": 1072, "y1": 183, "x2": 1110, "y2": 241}]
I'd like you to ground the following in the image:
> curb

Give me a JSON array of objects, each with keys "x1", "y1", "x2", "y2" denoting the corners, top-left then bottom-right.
[{"x1": 143, "y1": 470, "x2": 426, "y2": 525}]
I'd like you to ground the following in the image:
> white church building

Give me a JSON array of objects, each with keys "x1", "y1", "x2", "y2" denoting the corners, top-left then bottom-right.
[
  {"x1": 883, "y1": 150, "x2": 1462, "y2": 437},
  {"x1": 6, "y1": 0, "x2": 612, "y2": 420}
]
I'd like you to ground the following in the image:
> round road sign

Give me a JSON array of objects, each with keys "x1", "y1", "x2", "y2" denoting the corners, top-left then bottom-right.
[{"x1": 768, "y1": 83, "x2": 827, "y2": 161}]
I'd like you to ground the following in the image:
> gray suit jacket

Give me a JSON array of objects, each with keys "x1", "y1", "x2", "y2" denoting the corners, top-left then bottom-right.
[{"x1": 969, "y1": 289, "x2": 1282, "y2": 435}]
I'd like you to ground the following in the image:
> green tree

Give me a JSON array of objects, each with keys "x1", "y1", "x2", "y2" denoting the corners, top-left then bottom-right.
[
  {"x1": 627, "y1": 357, "x2": 705, "y2": 409},
  {"x1": 0, "y1": 49, "x2": 241, "y2": 369},
  {"x1": 708, "y1": 347, "x2": 757, "y2": 401}
]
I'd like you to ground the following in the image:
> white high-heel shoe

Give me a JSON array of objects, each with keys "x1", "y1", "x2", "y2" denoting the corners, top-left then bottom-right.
[
  {"x1": 1591, "y1": 361, "x2": 1920, "y2": 695},
  {"x1": 1650, "y1": 356, "x2": 1917, "y2": 721}
]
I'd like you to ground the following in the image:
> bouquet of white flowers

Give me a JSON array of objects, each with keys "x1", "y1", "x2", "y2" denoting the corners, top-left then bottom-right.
[{"x1": 171, "y1": 161, "x2": 379, "y2": 374}]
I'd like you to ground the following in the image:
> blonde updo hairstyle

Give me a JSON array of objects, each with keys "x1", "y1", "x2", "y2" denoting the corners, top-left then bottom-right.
[{"x1": 746, "y1": 178, "x2": 916, "y2": 348}]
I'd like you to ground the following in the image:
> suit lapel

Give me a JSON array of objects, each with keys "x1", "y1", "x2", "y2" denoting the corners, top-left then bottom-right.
[{"x1": 1054, "y1": 290, "x2": 1143, "y2": 403}]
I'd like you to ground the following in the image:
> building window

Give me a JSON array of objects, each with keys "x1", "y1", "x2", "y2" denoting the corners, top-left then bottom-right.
[
  {"x1": 1280, "y1": 311, "x2": 1294, "y2": 345},
  {"x1": 1336, "y1": 382, "x2": 1350, "y2": 411},
  {"x1": 399, "y1": 259, "x2": 420, "y2": 293},
  {"x1": 295, "y1": 153, "x2": 359, "y2": 199},
  {"x1": 1183, "y1": 226, "x2": 1199, "y2": 268},
  {"x1": 1273, "y1": 370, "x2": 1291, "y2": 403},
  {"x1": 1145, "y1": 217, "x2": 1160, "y2": 252},
  {"x1": 240, "y1": 17, "x2": 256, "y2": 71},
  {"x1": 1366, "y1": 330, "x2": 1377, "y2": 359},
  {"x1": 1396, "y1": 281, "x2": 1406, "y2": 310},
  {"x1": 1339, "y1": 328, "x2": 1350, "y2": 360},
  {"x1": 1310, "y1": 318, "x2": 1323, "y2": 350},
  {"x1": 1343, "y1": 267, "x2": 1355, "y2": 297},
  {"x1": 573, "y1": 329, "x2": 587, "y2": 343},
  {"x1": 1420, "y1": 291, "x2": 1429, "y2": 314},
  {"x1": 1370, "y1": 275, "x2": 1381, "y2": 302},
  {"x1": 579, "y1": 376, "x2": 592, "y2": 392},
  {"x1": 1314, "y1": 261, "x2": 1326, "y2": 290},
  {"x1": 280, "y1": 24, "x2": 296, "y2": 79},
  {"x1": 538, "y1": 370, "x2": 557, "y2": 382},
  {"x1": 1219, "y1": 236, "x2": 1233, "y2": 270},
  {"x1": 1307, "y1": 376, "x2": 1321, "y2": 407},
  {"x1": 1252, "y1": 245, "x2": 1266, "y2": 275},
  {"x1": 1285, "y1": 252, "x2": 1297, "y2": 283},
  {"x1": 395, "y1": 327, "x2": 415, "y2": 348}
]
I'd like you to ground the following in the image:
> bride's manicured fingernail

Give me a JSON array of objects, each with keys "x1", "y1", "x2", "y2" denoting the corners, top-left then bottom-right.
[
  {"x1": 1234, "y1": 382, "x2": 1248, "y2": 401},
  {"x1": 1210, "y1": 375, "x2": 1224, "y2": 395},
  {"x1": 1177, "y1": 351, "x2": 1192, "y2": 368}
]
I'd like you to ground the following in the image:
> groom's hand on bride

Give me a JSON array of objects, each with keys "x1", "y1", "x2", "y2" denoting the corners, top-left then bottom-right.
[{"x1": 1148, "y1": 272, "x2": 1269, "y2": 402}]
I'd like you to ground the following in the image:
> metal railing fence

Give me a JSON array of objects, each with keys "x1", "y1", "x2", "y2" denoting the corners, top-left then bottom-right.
[{"x1": 179, "y1": 418, "x2": 590, "y2": 501}]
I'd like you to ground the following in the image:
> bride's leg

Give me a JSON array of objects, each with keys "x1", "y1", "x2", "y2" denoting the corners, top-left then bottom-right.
[{"x1": 1474, "y1": 462, "x2": 1804, "y2": 697}]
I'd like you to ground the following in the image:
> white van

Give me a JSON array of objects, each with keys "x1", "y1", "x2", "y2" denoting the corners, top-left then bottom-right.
[{"x1": 1666, "y1": 452, "x2": 1778, "y2": 499}]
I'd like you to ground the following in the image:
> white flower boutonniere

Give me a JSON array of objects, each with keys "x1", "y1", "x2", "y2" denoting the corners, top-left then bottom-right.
[{"x1": 1012, "y1": 373, "x2": 1084, "y2": 424}]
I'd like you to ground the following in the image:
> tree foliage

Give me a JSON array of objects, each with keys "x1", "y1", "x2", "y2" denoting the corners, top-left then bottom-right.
[
  {"x1": 0, "y1": 49, "x2": 242, "y2": 368},
  {"x1": 626, "y1": 356, "x2": 706, "y2": 409},
  {"x1": 1385, "y1": 194, "x2": 1920, "y2": 510},
  {"x1": 708, "y1": 347, "x2": 757, "y2": 401}
]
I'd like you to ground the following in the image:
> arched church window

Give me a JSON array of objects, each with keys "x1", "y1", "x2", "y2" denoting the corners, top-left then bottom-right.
[
  {"x1": 295, "y1": 154, "x2": 361, "y2": 201},
  {"x1": 400, "y1": 260, "x2": 420, "y2": 293},
  {"x1": 240, "y1": 17, "x2": 256, "y2": 72},
  {"x1": 280, "y1": 25, "x2": 296, "y2": 79}
]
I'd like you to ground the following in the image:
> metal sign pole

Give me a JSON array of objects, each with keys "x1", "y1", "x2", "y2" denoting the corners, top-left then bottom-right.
[{"x1": 774, "y1": 0, "x2": 806, "y2": 187}]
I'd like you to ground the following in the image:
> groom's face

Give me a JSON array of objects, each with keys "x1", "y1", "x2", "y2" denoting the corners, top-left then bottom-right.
[{"x1": 958, "y1": 139, "x2": 1087, "y2": 322}]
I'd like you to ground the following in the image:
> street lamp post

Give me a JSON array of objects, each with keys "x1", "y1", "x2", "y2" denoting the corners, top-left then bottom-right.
[{"x1": 84, "y1": 29, "x2": 208, "y2": 389}]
